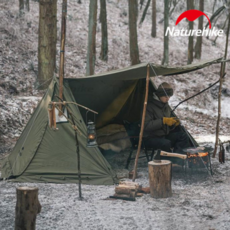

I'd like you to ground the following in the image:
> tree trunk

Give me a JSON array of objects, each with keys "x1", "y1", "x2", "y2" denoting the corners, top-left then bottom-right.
[
  {"x1": 151, "y1": 0, "x2": 156, "y2": 37},
  {"x1": 19, "y1": 0, "x2": 24, "y2": 16},
  {"x1": 38, "y1": 0, "x2": 57, "y2": 89},
  {"x1": 128, "y1": 0, "x2": 140, "y2": 65},
  {"x1": 194, "y1": 0, "x2": 204, "y2": 59},
  {"x1": 148, "y1": 160, "x2": 172, "y2": 198},
  {"x1": 187, "y1": 0, "x2": 194, "y2": 64},
  {"x1": 25, "y1": 0, "x2": 30, "y2": 11},
  {"x1": 99, "y1": 0, "x2": 108, "y2": 61},
  {"x1": 86, "y1": 0, "x2": 97, "y2": 76},
  {"x1": 139, "y1": 0, "x2": 150, "y2": 25},
  {"x1": 15, "y1": 187, "x2": 41, "y2": 230},
  {"x1": 162, "y1": 0, "x2": 169, "y2": 65}
]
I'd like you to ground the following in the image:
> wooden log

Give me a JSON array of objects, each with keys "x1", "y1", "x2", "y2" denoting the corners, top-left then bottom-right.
[
  {"x1": 148, "y1": 160, "x2": 172, "y2": 198},
  {"x1": 119, "y1": 181, "x2": 142, "y2": 192},
  {"x1": 115, "y1": 186, "x2": 136, "y2": 195},
  {"x1": 15, "y1": 187, "x2": 41, "y2": 230}
]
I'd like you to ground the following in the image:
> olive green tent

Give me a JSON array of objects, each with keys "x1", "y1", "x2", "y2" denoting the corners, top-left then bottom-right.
[{"x1": 1, "y1": 58, "x2": 221, "y2": 184}]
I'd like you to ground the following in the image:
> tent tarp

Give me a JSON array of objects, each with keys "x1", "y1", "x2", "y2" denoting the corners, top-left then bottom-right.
[
  {"x1": 66, "y1": 58, "x2": 222, "y2": 81},
  {"x1": 1, "y1": 58, "x2": 221, "y2": 184}
]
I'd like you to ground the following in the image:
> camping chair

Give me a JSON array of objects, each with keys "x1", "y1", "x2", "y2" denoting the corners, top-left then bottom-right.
[{"x1": 123, "y1": 121, "x2": 155, "y2": 169}]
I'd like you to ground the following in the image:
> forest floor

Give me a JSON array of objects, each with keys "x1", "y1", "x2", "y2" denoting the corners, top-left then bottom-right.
[
  {"x1": 1, "y1": 0, "x2": 230, "y2": 229},
  {"x1": 1, "y1": 145, "x2": 230, "y2": 230}
]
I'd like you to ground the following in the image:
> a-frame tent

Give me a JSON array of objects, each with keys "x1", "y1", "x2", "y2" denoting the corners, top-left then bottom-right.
[{"x1": 1, "y1": 58, "x2": 221, "y2": 185}]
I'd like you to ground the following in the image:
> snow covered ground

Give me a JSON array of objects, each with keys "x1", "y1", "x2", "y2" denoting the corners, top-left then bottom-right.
[{"x1": 1, "y1": 146, "x2": 230, "y2": 230}]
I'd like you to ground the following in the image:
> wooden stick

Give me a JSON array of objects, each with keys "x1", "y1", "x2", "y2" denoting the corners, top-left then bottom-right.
[
  {"x1": 48, "y1": 107, "x2": 53, "y2": 128},
  {"x1": 213, "y1": 14, "x2": 230, "y2": 158},
  {"x1": 52, "y1": 103, "x2": 56, "y2": 129},
  {"x1": 160, "y1": 151, "x2": 187, "y2": 160},
  {"x1": 132, "y1": 65, "x2": 150, "y2": 181},
  {"x1": 51, "y1": 98, "x2": 98, "y2": 114},
  {"x1": 58, "y1": 0, "x2": 67, "y2": 115}
]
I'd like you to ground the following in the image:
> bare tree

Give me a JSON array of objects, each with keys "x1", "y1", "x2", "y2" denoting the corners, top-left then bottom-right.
[
  {"x1": 213, "y1": 13, "x2": 230, "y2": 158},
  {"x1": 19, "y1": 0, "x2": 30, "y2": 15},
  {"x1": 38, "y1": 0, "x2": 57, "y2": 88},
  {"x1": 86, "y1": 0, "x2": 97, "y2": 76},
  {"x1": 99, "y1": 0, "x2": 108, "y2": 61},
  {"x1": 26, "y1": 0, "x2": 30, "y2": 11},
  {"x1": 162, "y1": 0, "x2": 169, "y2": 65},
  {"x1": 151, "y1": 0, "x2": 156, "y2": 37},
  {"x1": 129, "y1": 0, "x2": 140, "y2": 65},
  {"x1": 139, "y1": 0, "x2": 150, "y2": 25},
  {"x1": 187, "y1": 0, "x2": 194, "y2": 64},
  {"x1": 19, "y1": 0, "x2": 24, "y2": 16},
  {"x1": 194, "y1": 0, "x2": 204, "y2": 59}
]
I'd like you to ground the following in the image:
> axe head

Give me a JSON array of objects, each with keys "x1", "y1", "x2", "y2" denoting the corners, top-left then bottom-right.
[{"x1": 153, "y1": 149, "x2": 161, "y2": 163}]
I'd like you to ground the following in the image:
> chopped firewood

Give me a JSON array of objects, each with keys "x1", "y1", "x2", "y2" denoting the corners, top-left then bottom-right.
[
  {"x1": 113, "y1": 193, "x2": 130, "y2": 198},
  {"x1": 119, "y1": 181, "x2": 142, "y2": 192},
  {"x1": 115, "y1": 186, "x2": 136, "y2": 195}
]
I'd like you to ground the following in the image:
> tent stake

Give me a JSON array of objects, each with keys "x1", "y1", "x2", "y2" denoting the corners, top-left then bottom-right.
[
  {"x1": 58, "y1": 0, "x2": 67, "y2": 115},
  {"x1": 132, "y1": 65, "x2": 150, "y2": 181}
]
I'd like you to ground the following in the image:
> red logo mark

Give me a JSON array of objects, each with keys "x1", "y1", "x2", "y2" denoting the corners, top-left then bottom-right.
[{"x1": 176, "y1": 9, "x2": 211, "y2": 29}]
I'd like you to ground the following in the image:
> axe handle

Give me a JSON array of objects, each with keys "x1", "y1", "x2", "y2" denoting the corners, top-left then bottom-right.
[{"x1": 160, "y1": 151, "x2": 187, "y2": 160}]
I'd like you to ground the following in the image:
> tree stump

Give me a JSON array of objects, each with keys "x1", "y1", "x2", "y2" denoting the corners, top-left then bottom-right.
[
  {"x1": 15, "y1": 187, "x2": 41, "y2": 230},
  {"x1": 148, "y1": 160, "x2": 172, "y2": 198}
]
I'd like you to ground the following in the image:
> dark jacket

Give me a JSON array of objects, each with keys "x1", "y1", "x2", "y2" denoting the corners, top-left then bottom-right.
[{"x1": 144, "y1": 97, "x2": 171, "y2": 137}]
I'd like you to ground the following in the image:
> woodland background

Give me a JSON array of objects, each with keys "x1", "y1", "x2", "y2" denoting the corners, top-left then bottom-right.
[{"x1": 0, "y1": 0, "x2": 230, "y2": 160}]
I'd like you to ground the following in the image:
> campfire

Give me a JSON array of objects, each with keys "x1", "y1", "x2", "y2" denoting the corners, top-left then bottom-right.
[
  {"x1": 187, "y1": 152, "x2": 209, "y2": 158},
  {"x1": 186, "y1": 151, "x2": 211, "y2": 171}
]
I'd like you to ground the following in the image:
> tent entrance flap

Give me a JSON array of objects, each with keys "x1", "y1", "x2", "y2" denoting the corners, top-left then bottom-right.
[{"x1": 96, "y1": 81, "x2": 138, "y2": 128}]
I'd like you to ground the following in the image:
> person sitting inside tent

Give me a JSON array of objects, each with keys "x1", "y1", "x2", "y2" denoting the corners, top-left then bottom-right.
[{"x1": 144, "y1": 82, "x2": 190, "y2": 155}]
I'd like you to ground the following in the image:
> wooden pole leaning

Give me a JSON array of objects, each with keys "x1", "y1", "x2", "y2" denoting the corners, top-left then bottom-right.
[
  {"x1": 58, "y1": 0, "x2": 67, "y2": 115},
  {"x1": 132, "y1": 64, "x2": 150, "y2": 181},
  {"x1": 15, "y1": 187, "x2": 41, "y2": 230},
  {"x1": 213, "y1": 14, "x2": 230, "y2": 158}
]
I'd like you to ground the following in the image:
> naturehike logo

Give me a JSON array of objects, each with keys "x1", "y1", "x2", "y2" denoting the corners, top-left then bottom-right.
[
  {"x1": 176, "y1": 9, "x2": 211, "y2": 29},
  {"x1": 165, "y1": 9, "x2": 224, "y2": 37}
]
